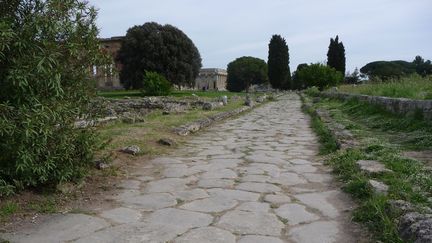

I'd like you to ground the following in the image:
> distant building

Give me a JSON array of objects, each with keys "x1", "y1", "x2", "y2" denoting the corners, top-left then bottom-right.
[
  {"x1": 91, "y1": 36, "x2": 124, "y2": 90},
  {"x1": 195, "y1": 68, "x2": 227, "y2": 91}
]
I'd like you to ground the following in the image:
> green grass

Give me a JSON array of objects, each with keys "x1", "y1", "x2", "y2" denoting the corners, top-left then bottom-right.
[
  {"x1": 97, "y1": 90, "x2": 246, "y2": 99},
  {"x1": 0, "y1": 202, "x2": 19, "y2": 220},
  {"x1": 28, "y1": 197, "x2": 58, "y2": 213},
  {"x1": 304, "y1": 95, "x2": 432, "y2": 242},
  {"x1": 338, "y1": 75, "x2": 432, "y2": 100},
  {"x1": 97, "y1": 99, "x2": 246, "y2": 156}
]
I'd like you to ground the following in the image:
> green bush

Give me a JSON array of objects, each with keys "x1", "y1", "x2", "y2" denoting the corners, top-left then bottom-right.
[
  {"x1": 296, "y1": 63, "x2": 343, "y2": 90},
  {"x1": 304, "y1": 86, "x2": 320, "y2": 97},
  {"x1": 0, "y1": 0, "x2": 103, "y2": 195},
  {"x1": 141, "y1": 71, "x2": 172, "y2": 96}
]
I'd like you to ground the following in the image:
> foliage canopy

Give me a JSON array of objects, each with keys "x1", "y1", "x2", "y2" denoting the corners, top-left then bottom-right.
[
  {"x1": 0, "y1": 0, "x2": 102, "y2": 195},
  {"x1": 118, "y1": 22, "x2": 202, "y2": 89},
  {"x1": 226, "y1": 56, "x2": 268, "y2": 92},
  {"x1": 296, "y1": 63, "x2": 343, "y2": 90},
  {"x1": 327, "y1": 35, "x2": 346, "y2": 75},
  {"x1": 268, "y1": 35, "x2": 291, "y2": 90}
]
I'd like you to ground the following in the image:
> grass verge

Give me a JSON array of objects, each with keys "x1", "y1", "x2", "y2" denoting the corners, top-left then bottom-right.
[
  {"x1": 338, "y1": 75, "x2": 432, "y2": 100},
  {"x1": 304, "y1": 95, "x2": 432, "y2": 242}
]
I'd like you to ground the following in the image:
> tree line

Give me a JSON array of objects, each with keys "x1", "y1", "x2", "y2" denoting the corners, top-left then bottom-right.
[{"x1": 226, "y1": 35, "x2": 346, "y2": 91}]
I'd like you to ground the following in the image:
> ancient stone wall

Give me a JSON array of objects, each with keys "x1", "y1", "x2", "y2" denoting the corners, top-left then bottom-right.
[{"x1": 322, "y1": 92, "x2": 432, "y2": 120}]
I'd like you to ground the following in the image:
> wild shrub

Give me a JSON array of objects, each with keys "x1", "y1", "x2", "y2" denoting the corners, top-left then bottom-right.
[
  {"x1": 141, "y1": 71, "x2": 172, "y2": 96},
  {"x1": 0, "y1": 0, "x2": 104, "y2": 195}
]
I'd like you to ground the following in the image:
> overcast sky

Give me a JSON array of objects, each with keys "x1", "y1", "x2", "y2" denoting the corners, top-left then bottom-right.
[{"x1": 89, "y1": 0, "x2": 431, "y2": 73}]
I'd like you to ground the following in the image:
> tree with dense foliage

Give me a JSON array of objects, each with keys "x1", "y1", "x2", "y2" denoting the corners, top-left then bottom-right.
[
  {"x1": 413, "y1": 56, "x2": 432, "y2": 77},
  {"x1": 360, "y1": 60, "x2": 416, "y2": 80},
  {"x1": 296, "y1": 63, "x2": 343, "y2": 90},
  {"x1": 141, "y1": 71, "x2": 172, "y2": 96},
  {"x1": 118, "y1": 22, "x2": 202, "y2": 90},
  {"x1": 291, "y1": 63, "x2": 309, "y2": 90},
  {"x1": 0, "y1": 0, "x2": 103, "y2": 195},
  {"x1": 327, "y1": 35, "x2": 346, "y2": 75},
  {"x1": 344, "y1": 68, "x2": 361, "y2": 84},
  {"x1": 226, "y1": 57, "x2": 268, "y2": 92},
  {"x1": 268, "y1": 35, "x2": 291, "y2": 90}
]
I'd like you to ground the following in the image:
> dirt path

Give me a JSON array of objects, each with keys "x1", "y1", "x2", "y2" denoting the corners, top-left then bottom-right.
[{"x1": 1, "y1": 94, "x2": 367, "y2": 243}]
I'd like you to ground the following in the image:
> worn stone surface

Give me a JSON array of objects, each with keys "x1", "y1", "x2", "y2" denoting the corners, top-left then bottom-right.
[
  {"x1": 120, "y1": 145, "x2": 140, "y2": 155},
  {"x1": 369, "y1": 179, "x2": 389, "y2": 195},
  {"x1": 1, "y1": 94, "x2": 366, "y2": 243},
  {"x1": 1, "y1": 214, "x2": 109, "y2": 243},
  {"x1": 100, "y1": 207, "x2": 141, "y2": 224},
  {"x1": 275, "y1": 203, "x2": 320, "y2": 225},
  {"x1": 288, "y1": 221, "x2": 341, "y2": 243},
  {"x1": 174, "y1": 227, "x2": 236, "y2": 243},
  {"x1": 399, "y1": 212, "x2": 432, "y2": 243},
  {"x1": 356, "y1": 160, "x2": 392, "y2": 174},
  {"x1": 238, "y1": 235, "x2": 284, "y2": 243},
  {"x1": 217, "y1": 210, "x2": 284, "y2": 236}
]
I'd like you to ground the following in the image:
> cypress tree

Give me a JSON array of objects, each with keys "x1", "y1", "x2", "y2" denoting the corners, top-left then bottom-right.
[
  {"x1": 268, "y1": 35, "x2": 291, "y2": 90},
  {"x1": 327, "y1": 35, "x2": 346, "y2": 75}
]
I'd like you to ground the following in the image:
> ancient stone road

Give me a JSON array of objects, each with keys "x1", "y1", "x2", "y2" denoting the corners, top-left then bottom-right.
[{"x1": 2, "y1": 94, "x2": 366, "y2": 242}]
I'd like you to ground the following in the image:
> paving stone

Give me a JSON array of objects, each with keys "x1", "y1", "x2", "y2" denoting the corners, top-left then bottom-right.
[
  {"x1": 117, "y1": 180, "x2": 141, "y2": 190},
  {"x1": 237, "y1": 202, "x2": 270, "y2": 212},
  {"x1": 369, "y1": 179, "x2": 389, "y2": 195},
  {"x1": 303, "y1": 173, "x2": 333, "y2": 183},
  {"x1": 200, "y1": 169, "x2": 238, "y2": 179},
  {"x1": 236, "y1": 182, "x2": 282, "y2": 193},
  {"x1": 275, "y1": 203, "x2": 320, "y2": 225},
  {"x1": 145, "y1": 178, "x2": 189, "y2": 193},
  {"x1": 174, "y1": 227, "x2": 236, "y2": 243},
  {"x1": 356, "y1": 160, "x2": 392, "y2": 174},
  {"x1": 238, "y1": 235, "x2": 284, "y2": 243},
  {"x1": 172, "y1": 189, "x2": 209, "y2": 201},
  {"x1": 264, "y1": 194, "x2": 292, "y2": 204},
  {"x1": 294, "y1": 190, "x2": 350, "y2": 218},
  {"x1": 217, "y1": 210, "x2": 284, "y2": 236},
  {"x1": 138, "y1": 208, "x2": 213, "y2": 241},
  {"x1": 119, "y1": 193, "x2": 177, "y2": 211},
  {"x1": 208, "y1": 188, "x2": 260, "y2": 201},
  {"x1": 100, "y1": 207, "x2": 141, "y2": 224},
  {"x1": 288, "y1": 221, "x2": 340, "y2": 243},
  {"x1": 135, "y1": 176, "x2": 154, "y2": 182},
  {"x1": 241, "y1": 174, "x2": 271, "y2": 183},
  {"x1": 2, "y1": 214, "x2": 109, "y2": 243},
  {"x1": 287, "y1": 164, "x2": 318, "y2": 173},
  {"x1": 290, "y1": 159, "x2": 312, "y2": 165},
  {"x1": 163, "y1": 165, "x2": 201, "y2": 177},
  {"x1": 180, "y1": 197, "x2": 238, "y2": 213},
  {"x1": 269, "y1": 172, "x2": 308, "y2": 186},
  {"x1": 198, "y1": 179, "x2": 234, "y2": 188}
]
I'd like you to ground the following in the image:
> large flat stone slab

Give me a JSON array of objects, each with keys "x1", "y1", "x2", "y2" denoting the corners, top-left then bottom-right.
[
  {"x1": 294, "y1": 190, "x2": 350, "y2": 218},
  {"x1": 275, "y1": 203, "x2": 320, "y2": 225},
  {"x1": 288, "y1": 221, "x2": 340, "y2": 243},
  {"x1": 172, "y1": 189, "x2": 209, "y2": 201},
  {"x1": 238, "y1": 235, "x2": 284, "y2": 243},
  {"x1": 236, "y1": 182, "x2": 282, "y2": 193},
  {"x1": 208, "y1": 188, "x2": 260, "y2": 201},
  {"x1": 180, "y1": 197, "x2": 238, "y2": 213},
  {"x1": 174, "y1": 227, "x2": 236, "y2": 243},
  {"x1": 216, "y1": 210, "x2": 284, "y2": 236},
  {"x1": 356, "y1": 160, "x2": 392, "y2": 174},
  {"x1": 118, "y1": 192, "x2": 177, "y2": 211},
  {"x1": 145, "y1": 178, "x2": 189, "y2": 193},
  {"x1": 100, "y1": 207, "x2": 141, "y2": 224},
  {"x1": 2, "y1": 214, "x2": 109, "y2": 243},
  {"x1": 237, "y1": 202, "x2": 270, "y2": 213}
]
